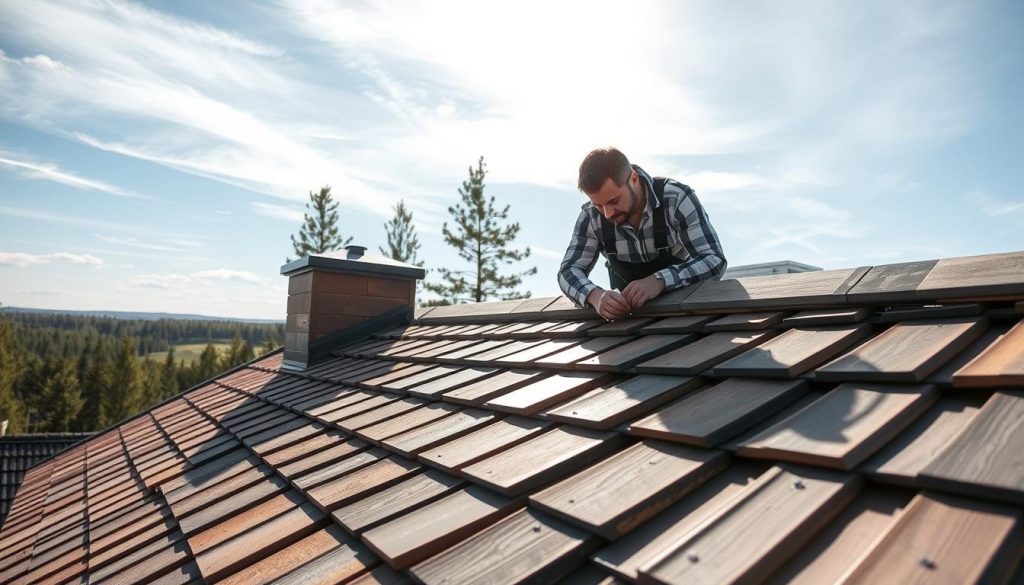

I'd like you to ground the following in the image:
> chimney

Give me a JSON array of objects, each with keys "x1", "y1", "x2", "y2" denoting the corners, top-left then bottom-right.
[{"x1": 280, "y1": 245, "x2": 425, "y2": 369}]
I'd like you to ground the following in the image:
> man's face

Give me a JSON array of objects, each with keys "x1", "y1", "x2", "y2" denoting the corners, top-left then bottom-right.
[{"x1": 587, "y1": 172, "x2": 639, "y2": 225}]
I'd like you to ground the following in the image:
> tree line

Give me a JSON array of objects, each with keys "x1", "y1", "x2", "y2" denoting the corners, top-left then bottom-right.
[
  {"x1": 0, "y1": 314, "x2": 283, "y2": 434},
  {"x1": 291, "y1": 156, "x2": 536, "y2": 304},
  {"x1": 0, "y1": 155, "x2": 537, "y2": 434}
]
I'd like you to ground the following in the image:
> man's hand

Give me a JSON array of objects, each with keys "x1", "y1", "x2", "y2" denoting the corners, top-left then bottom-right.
[
  {"x1": 622, "y1": 275, "x2": 665, "y2": 310},
  {"x1": 586, "y1": 289, "x2": 630, "y2": 321}
]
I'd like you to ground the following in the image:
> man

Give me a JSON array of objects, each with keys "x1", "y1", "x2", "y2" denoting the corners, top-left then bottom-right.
[{"x1": 557, "y1": 147, "x2": 727, "y2": 320}]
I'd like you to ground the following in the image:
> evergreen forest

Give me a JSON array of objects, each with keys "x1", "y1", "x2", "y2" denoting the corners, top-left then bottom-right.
[{"x1": 0, "y1": 312, "x2": 284, "y2": 434}]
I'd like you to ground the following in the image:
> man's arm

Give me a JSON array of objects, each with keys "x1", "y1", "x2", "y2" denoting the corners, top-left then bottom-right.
[
  {"x1": 652, "y1": 184, "x2": 727, "y2": 289},
  {"x1": 557, "y1": 209, "x2": 602, "y2": 307},
  {"x1": 557, "y1": 209, "x2": 637, "y2": 320}
]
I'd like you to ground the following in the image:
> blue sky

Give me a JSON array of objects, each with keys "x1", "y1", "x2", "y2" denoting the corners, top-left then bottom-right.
[{"x1": 1, "y1": 0, "x2": 1022, "y2": 320}]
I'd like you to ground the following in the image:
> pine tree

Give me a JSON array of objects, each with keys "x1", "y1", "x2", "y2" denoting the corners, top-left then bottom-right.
[
  {"x1": 78, "y1": 342, "x2": 110, "y2": 430},
  {"x1": 261, "y1": 336, "x2": 276, "y2": 355},
  {"x1": 40, "y1": 358, "x2": 84, "y2": 431},
  {"x1": 140, "y1": 359, "x2": 163, "y2": 409},
  {"x1": 240, "y1": 340, "x2": 255, "y2": 364},
  {"x1": 289, "y1": 185, "x2": 352, "y2": 261},
  {"x1": 195, "y1": 341, "x2": 220, "y2": 382},
  {"x1": 160, "y1": 346, "x2": 178, "y2": 399},
  {"x1": 223, "y1": 331, "x2": 246, "y2": 370},
  {"x1": 380, "y1": 199, "x2": 423, "y2": 266},
  {"x1": 103, "y1": 336, "x2": 142, "y2": 425},
  {"x1": 425, "y1": 156, "x2": 537, "y2": 303},
  {"x1": 0, "y1": 319, "x2": 27, "y2": 434}
]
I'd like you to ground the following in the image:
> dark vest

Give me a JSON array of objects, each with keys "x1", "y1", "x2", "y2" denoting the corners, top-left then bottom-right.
[{"x1": 600, "y1": 177, "x2": 675, "y2": 290}]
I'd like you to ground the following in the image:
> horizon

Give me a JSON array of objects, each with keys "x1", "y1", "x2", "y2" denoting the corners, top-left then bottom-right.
[{"x1": 1, "y1": 1, "x2": 1023, "y2": 320}]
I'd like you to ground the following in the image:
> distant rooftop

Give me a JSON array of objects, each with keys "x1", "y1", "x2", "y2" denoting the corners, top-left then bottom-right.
[{"x1": 724, "y1": 259, "x2": 822, "y2": 279}]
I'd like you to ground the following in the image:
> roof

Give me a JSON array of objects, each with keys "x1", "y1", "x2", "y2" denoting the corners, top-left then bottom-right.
[
  {"x1": 0, "y1": 433, "x2": 90, "y2": 530},
  {"x1": 1, "y1": 250, "x2": 1023, "y2": 584},
  {"x1": 281, "y1": 246, "x2": 426, "y2": 280}
]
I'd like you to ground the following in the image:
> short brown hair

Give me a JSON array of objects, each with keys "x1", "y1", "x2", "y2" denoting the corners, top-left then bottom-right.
[{"x1": 578, "y1": 147, "x2": 631, "y2": 193}]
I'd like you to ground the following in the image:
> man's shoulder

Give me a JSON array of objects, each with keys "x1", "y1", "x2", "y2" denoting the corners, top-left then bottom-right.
[
  {"x1": 657, "y1": 177, "x2": 700, "y2": 209},
  {"x1": 658, "y1": 177, "x2": 696, "y2": 197}
]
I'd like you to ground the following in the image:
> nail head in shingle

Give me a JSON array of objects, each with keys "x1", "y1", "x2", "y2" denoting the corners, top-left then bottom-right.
[
  {"x1": 793, "y1": 480, "x2": 805, "y2": 490},
  {"x1": 568, "y1": 498, "x2": 575, "y2": 503},
  {"x1": 572, "y1": 411, "x2": 578, "y2": 415},
  {"x1": 532, "y1": 523, "x2": 541, "y2": 532},
  {"x1": 920, "y1": 557, "x2": 936, "y2": 570},
  {"x1": 687, "y1": 552, "x2": 700, "y2": 563}
]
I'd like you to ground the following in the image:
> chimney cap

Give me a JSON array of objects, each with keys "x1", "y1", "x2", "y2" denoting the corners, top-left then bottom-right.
[{"x1": 281, "y1": 247, "x2": 425, "y2": 279}]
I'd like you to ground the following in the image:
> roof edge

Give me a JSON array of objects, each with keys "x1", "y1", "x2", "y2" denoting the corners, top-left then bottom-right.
[{"x1": 416, "y1": 250, "x2": 1024, "y2": 323}]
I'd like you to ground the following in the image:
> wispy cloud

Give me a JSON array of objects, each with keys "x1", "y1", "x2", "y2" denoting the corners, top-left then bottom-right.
[
  {"x1": 94, "y1": 234, "x2": 193, "y2": 252},
  {"x1": 251, "y1": 201, "x2": 304, "y2": 222},
  {"x1": 128, "y1": 268, "x2": 263, "y2": 289},
  {"x1": 0, "y1": 0, "x2": 406, "y2": 218},
  {"x1": 0, "y1": 251, "x2": 104, "y2": 268},
  {"x1": 530, "y1": 245, "x2": 565, "y2": 261},
  {"x1": 0, "y1": 152, "x2": 148, "y2": 199}
]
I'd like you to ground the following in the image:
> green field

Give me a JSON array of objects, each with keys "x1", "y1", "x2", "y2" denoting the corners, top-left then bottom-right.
[{"x1": 144, "y1": 341, "x2": 233, "y2": 365}]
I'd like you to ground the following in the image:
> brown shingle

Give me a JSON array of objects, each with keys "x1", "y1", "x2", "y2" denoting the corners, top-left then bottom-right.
[
  {"x1": 332, "y1": 470, "x2": 464, "y2": 534},
  {"x1": 636, "y1": 330, "x2": 777, "y2": 375},
  {"x1": 484, "y1": 371, "x2": 618, "y2": 415},
  {"x1": 530, "y1": 440, "x2": 729, "y2": 538},
  {"x1": 217, "y1": 524, "x2": 374, "y2": 585},
  {"x1": 713, "y1": 324, "x2": 872, "y2": 378},
  {"x1": 545, "y1": 375, "x2": 703, "y2": 430},
  {"x1": 952, "y1": 318, "x2": 1024, "y2": 387},
  {"x1": 461, "y1": 426, "x2": 624, "y2": 496},
  {"x1": 839, "y1": 492, "x2": 1023, "y2": 583},
  {"x1": 418, "y1": 417, "x2": 551, "y2": 473},
  {"x1": 920, "y1": 390, "x2": 1024, "y2": 503},
  {"x1": 737, "y1": 383, "x2": 938, "y2": 470},
  {"x1": 410, "y1": 507, "x2": 599, "y2": 585},
  {"x1": 628, "y1": 378, "x2": 810, "y2": 447},
  {"x1": 816, "y1": 318, "x2": 987, "y2": 382},
  {"x1": 639, "y1": 465, "x2": 861, "y2": 584},
  {"x1": 361, "y1": 485, "x2": 519, "y2": 569}
]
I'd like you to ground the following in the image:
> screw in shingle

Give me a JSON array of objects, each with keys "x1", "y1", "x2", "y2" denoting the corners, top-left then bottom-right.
[
  {"x1": 920, "y1": 557, "x2": 936, "y2": 570},
  {"x1": 532, "y1": 523, "x2": 542, "y2": 533},
  {"x1": 687, "y1": 552, "x2": 700, "y2": 563},
  {"x1": 793, "y1": 480, "x2": 805, "y2": 490}
]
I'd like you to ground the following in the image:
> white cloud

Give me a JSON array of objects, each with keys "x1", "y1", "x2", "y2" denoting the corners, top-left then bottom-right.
[
  {"x1": 969, "y1": 189, "x2": 1024, "y2": 225},
  {"x1": 251, "y1": 201, "x2": 304, "y2": 222},
  {"x1": 128, "y1": 268, "x2": 263, "y2": 289},
  {"x1": 530, "y1": 245, "x2": 565, "y2": 261},
  {"x1": 0, "y1": 152, "x2": 147, "y2": 198},
  {"x1": 0, "y1": 251, "x2": 104, "y2": 268},
  {"x1": 0, "y1": 0, "x2": 402, "y2": 216},
  {"x1": 94, "y1": 234, "x2": 185, "y2": 252},
  {"x1": 192, "y1": 269, "x2": 262, "y2": 283}
]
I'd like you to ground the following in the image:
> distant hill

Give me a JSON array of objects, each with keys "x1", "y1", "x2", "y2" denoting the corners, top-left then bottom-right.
[{"x1": 0, "y1": 306, "x2": 283, "y2": 324}]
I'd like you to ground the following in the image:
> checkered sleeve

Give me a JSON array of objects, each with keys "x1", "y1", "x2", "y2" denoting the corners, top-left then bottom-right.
[
  {"x1": 653, "y1": 185, "x2": 727, "y2": 289},
  {"x1": 557, "y1": 209, "x2": 602, "y2": 306}
]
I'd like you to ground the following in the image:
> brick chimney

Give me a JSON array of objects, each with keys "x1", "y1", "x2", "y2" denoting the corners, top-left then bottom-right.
[{"x1": 280, "y1": 245, "x2": 425, "y2": 369}]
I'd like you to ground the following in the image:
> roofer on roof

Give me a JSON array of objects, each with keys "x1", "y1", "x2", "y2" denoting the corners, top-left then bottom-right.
[{"x1": 557, "y1": 147, "x2": 727, "y2": 320}]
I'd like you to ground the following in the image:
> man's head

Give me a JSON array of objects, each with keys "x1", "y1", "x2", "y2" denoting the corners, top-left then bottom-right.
[{"x1": 578, "y1": 147, "x2": 644, "y2": 225}]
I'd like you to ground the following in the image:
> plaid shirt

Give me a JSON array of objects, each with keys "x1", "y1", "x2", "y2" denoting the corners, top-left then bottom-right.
[{"x1": 557, "y1": 165, "x2": 727, "y2": 306}]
